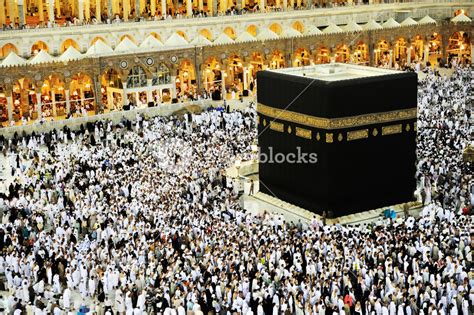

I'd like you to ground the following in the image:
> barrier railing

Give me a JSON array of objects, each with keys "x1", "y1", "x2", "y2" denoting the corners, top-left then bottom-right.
[
  {"x1": 0, "y1": 0, "x2": 469, "y2": 36},
  {"x1": 0, "y1": 99, "x2": 215, "y2": 138}
]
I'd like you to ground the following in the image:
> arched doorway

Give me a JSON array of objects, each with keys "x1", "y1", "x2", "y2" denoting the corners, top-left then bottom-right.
[
  {"x1": 126, "y1": 65, "x2": 149, "y2": 106},
  {"x1": 31, "y1": 41, "x2": 48, "y2": 56},
  {"x1": 248, "y1": 52, "x2": 265, "y2": 94},
  {"x1": 70, "y1": 73, "x2": 95, "y2": 116},
  {"x1": 0, "y1": 86, "x2": 8, "y2": 124},
  {"x1": 428, "y1": 33, "x2": 442, "y2": 65},
  {"x1": 41, "y1": 74, "x2": 66, "y2": 119},
  {"x1": 393, "y1": 38, "x2": 407, "y2": 66},
  {"x1": 353, "y1": 42, "x2": 368, "y2": 65},
  {"x1": 269, "y1": 50, "x2": 285, "y2": 69},
  {"x1": 176, "y1": 60, "x2": 196, "y2": 100},
  {"x1": 447, "y1": 31, "x2": 471, "y2": 66},
  {"x1": 151, "y1": 63, "x2": 172, "y2": 103},
  {"x1": 375, "y1": 40, "x2": 390, "y2": 66},
  {"x1": 0, "y1": 43, "x2": 19, "y2": 58},
  {"x1": 12, "y1": 78, "x2": 37, "y2": 122},
  {"x1": 226, "y1": 55, "x2": 244, "y2": 98},
  {"x1": 101, "y1": 69, "x2": 123, "y2": 111},
  {"x1": 335, "y1": 44, "x2": 350, "y2": 63},
  {"x1": 315, "y1": 46, "x2": 330, "y2": 64},
  {"x1": 202, "y1": 57, "x2": 222, "y2": 96},
  {"x1": 60, "y1": 39, "x2": 80, "y2": 53},
  {"x1": 410, "y1": 35, "x2": 424, "y2": 63},
  {"x1": 293, "y1": 48, "x2": 311, "y2": 67}
]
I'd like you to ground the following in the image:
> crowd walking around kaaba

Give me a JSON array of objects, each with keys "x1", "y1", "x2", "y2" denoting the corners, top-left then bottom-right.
[{"x1": 0, "y1": 67, "x2": 472, "y2": 315}]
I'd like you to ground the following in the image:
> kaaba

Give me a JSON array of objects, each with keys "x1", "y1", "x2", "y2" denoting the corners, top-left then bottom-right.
[{"x1": 257, "y1": 63, "x2": 417, "y2": 217}]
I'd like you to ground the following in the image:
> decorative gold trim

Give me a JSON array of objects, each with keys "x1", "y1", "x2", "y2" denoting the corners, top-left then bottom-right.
[
  {"x1": 405, "y1": 124, "x2": 411, "y2": 132},
  {"x1": 414, "y1": 122, "x2": 417, "y2": 131},
  {"x1": 382, "y1": 124, "x2": 402, "y2": 136},
  {"x1": 263, "y1": 119, "x2": 267, "y2": 126},
  {"x1": 316, "y1": 132, "x2": 321, "y2": 141},
  {"x1": 287, "y1": 125, "x2": 292, "y2": 134},
  {"x1": 270, "y1": 121, "x2": 284, "y2": 132},
  {"x1": 347, "y1": 129, "x2": 369, "y2": 141},
  {"x1": 338, "y1": 133, "x2": 343, "y2": 142},
  {"x1": 326, "y1": 133, "x2": 334, "y2": 143},
  {"x1": 257, "y1": 103, "x2": 416, "y2": 130},
  {"x1": 257, "y1": 115, "x2": 260, "y2": 125},
  {"x1": 295, "y1": 127, "x2": 312, "y2": 139},
  {"x1": 372, "y1": 129, "x2": 378, "y2": 137}
]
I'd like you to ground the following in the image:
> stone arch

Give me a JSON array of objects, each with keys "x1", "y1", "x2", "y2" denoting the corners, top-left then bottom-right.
[
  {"x1": 246, "y1": 25, "x2": 258, "y2": 37},
  {"x1": 176, "y1": 31, "x2": 188, "y2": 41},
  {"x1": 31, "y1": 40, "x2": 49, "y2": 55},
  {"x1": 91, "y1": 36, "x2": 109, "y2": 46},
  {"x1": 269, "y1": 23, "x2": 282, "y2": 35},
  {"x1": 292, "y1": 21, "x2": 304, "y2": 33},
  {"x1": 60, "y1": 39, "x2": 80, "y2": 53},
  {"x1": 223, "y1": 27, "x2": 237, "y2": 40},
  {"x1": 293, "y1": 47, "x2": 311, "y2": 66},
  {"x1": 119, "y1": 34, "x2": 138, "y2": 44},
  {"x1": 0, "y1": 43, "x2": 19, "y2": 58},
  {"x1": 12, "y1": 77, "x2": 37, "y2": 121},
  {"x1": 199, "y1": 29, "x2": 213, "y2": 41}
]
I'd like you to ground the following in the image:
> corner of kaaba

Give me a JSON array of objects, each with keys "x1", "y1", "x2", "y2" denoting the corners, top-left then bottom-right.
[{"x1": 257, "y1": 63, "x2": 418, "y2": 217}]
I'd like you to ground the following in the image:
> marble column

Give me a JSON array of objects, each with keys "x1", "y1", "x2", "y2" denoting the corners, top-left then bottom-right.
[
  {"x1": 48, "y1": 0, "x2": 54, "y2": 22},
  {"x1": 242, "y1": 67, "x2": 248, "y2": 90},
  {"x1": 471, "y1": 44, "x2": 474, "y2": 65},
  {"x1": 170, "y1": 76, "x2": 177, "y2": 98},
  {"x1": 0, "y1": 0, "x2": 5, "y2": 25},
  {"x1": 85, "y1": 0, "x2": 90, "y2": 21},
  {"x1": 6, "y1": 94, "x2": 13, "y2": 123},
  {"x1": 423, "y1": 44, "x2": 429, "y2": 65},
  {"x1": 51, "y1": 90, "x2": 57, "y2": 117},
  {"x1": 289, "y1": 0, "x2": 294, "y2": 9},
  {"x1": 122, "y1": 86, "x2": 128, "y2": 107},
  {"x1": 407, "y1": 47, "x2": 411, "y2": 65},
  {"x1": 123, "y1": 0, "x2": 130, "y2": 21},
  {"x1": 96, "y1": 0, "x2": 101, "y2": 21},
  {"x1": 296, "y1": 0, "x2": 300, "y2": 8},
  {"x1": 78, "y1": 0, "x2": 84, "y2": 21},
  {"x1": 198, "y1": 0, "x2": 203, "y2": 11},
  {"x1": 283, "y1": 0, "x2": 287, "y2": 10},
  {"x1": 260, "y1": 0, "x2": 265, "y2": 10},
  {"x1": 161, "y1": 0, "x2": 166, "y2": 16},
  {"x1": 65, "y1": 89, "x2": 71, "y2": 114},
  {"x1": 38, "y1": 0, "x2": 44, "y2": 22},
  {"x1": 36, "y1": 92, "x2": 42, "y2": 118},
  {"x1": 56, "y1": 0, "x2": 60, "y2": 17},
  {"x1": 275, "y1": 0, "x2": 280, "y2": 9},
  {"x1": 151, "y1": 0, "x2": 156, "y2": 16},
  {"x1": 7, "y1": 0, "x2": 16, "y2": 24},
  {"x1": 135, "y1": 0, "x2": 140, "y2": 17},
  {"x1": 213, "y1": 0, "x2": 218, "y2": 16},
  {"x1": 108, "y1": 0, "x2": 112, "y2": 18},
  {"x1": 186, "y1": 0, "x2": 192, "y2": 16},
  {"x1": 18, "y1": 0, "x2": 25, "y2": 25},
  {"x1": 219, "y1": 0, "x2": 226, "y2": 13},
  {"x1": 388, "y1": 49, "x2": 393, "y2": 67},
  {"x1": 236, "y1": 0, "x2": 241, "y2": 9},
  {"x1": 146, "y1": 79, "x2": 153, "y2": 103}
]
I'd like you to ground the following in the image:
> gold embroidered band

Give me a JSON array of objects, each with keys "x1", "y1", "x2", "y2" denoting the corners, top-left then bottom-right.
[{"x1": 257, "y1": 103, "x2": 416, "y2": 130}]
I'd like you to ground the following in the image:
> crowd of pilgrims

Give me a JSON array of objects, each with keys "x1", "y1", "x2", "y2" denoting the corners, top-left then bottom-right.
[{"x1": 0, "y1": 67, "x2": 471, "y2": 315}]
